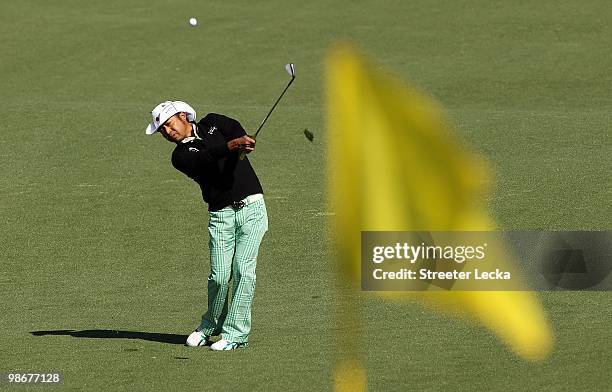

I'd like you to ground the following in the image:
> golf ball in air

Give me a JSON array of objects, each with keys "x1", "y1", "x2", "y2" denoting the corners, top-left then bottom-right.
[{"x1": 189, "y1": 17, "x2": 198, "y2": 26}]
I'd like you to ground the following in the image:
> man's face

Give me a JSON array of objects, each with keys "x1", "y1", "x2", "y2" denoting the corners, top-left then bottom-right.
[{"x1": 159, "y1": 112, "x2": 192, "y2": 143}]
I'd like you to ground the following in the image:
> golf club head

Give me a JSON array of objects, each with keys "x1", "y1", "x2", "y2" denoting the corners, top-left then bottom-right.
[{"x1": 285, "y1": 63, "x2": 296, "y2": 78}]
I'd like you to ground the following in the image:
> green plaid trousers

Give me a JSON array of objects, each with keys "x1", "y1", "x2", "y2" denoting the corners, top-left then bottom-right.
[{"x1": 199, "y1": 196, "x2": 268, "y2": 343}]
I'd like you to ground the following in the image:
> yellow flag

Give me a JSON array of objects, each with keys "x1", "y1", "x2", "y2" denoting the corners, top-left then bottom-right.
[{"x1": 326, "y1": 44, "x2": 553, "y2": 361}]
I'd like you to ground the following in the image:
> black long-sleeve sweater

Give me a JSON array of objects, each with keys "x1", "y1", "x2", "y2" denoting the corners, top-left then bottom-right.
[{"x1": 171, "y1": 113, "x2": 263, "y2": 211}]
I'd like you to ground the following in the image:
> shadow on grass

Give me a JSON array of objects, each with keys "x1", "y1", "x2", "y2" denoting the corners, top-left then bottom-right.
[{"x1": 30, "y1": 330, "x2": 187, "y2": 345}]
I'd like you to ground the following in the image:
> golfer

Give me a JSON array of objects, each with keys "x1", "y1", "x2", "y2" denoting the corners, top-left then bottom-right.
[{"x1": 144, "y1": 101, "x2": 268, "y2": 350}]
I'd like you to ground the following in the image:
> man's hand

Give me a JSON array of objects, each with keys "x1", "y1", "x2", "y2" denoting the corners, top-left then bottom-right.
[{"x1": 228, "y1": 135, "x2": 256, "y2": 154}]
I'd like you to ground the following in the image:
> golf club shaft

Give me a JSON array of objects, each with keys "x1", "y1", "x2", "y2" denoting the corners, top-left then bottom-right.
[
  {"x1": 239, "y1": 75, "x2": 295, "y2": 160},
  {"x1": 254, "y1": 76, "x2": 295, "y2": 137}
]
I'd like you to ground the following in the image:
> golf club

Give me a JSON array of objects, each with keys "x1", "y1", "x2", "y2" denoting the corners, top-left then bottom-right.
[{"x1": 239, "y1": 63, "x2": 296, "y2": 160}]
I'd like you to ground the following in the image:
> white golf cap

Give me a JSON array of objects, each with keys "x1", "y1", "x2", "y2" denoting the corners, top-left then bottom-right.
[{"x1": 144, "y1": 100, "x2": 197, "y2": 135}]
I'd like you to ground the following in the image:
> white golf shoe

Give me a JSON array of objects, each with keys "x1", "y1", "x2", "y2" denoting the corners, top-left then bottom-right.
[
  {"x1": 210, "y1": 339, "x2": 248, "y2": 351},
  {"x1": 185, "y1": 329, "x2": 209, "y2": 347}
]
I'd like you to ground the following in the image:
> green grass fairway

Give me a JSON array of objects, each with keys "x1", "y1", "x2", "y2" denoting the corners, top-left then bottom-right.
[{"x1": 1, "y1": 0, "x2": 610, "y2": 390}]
